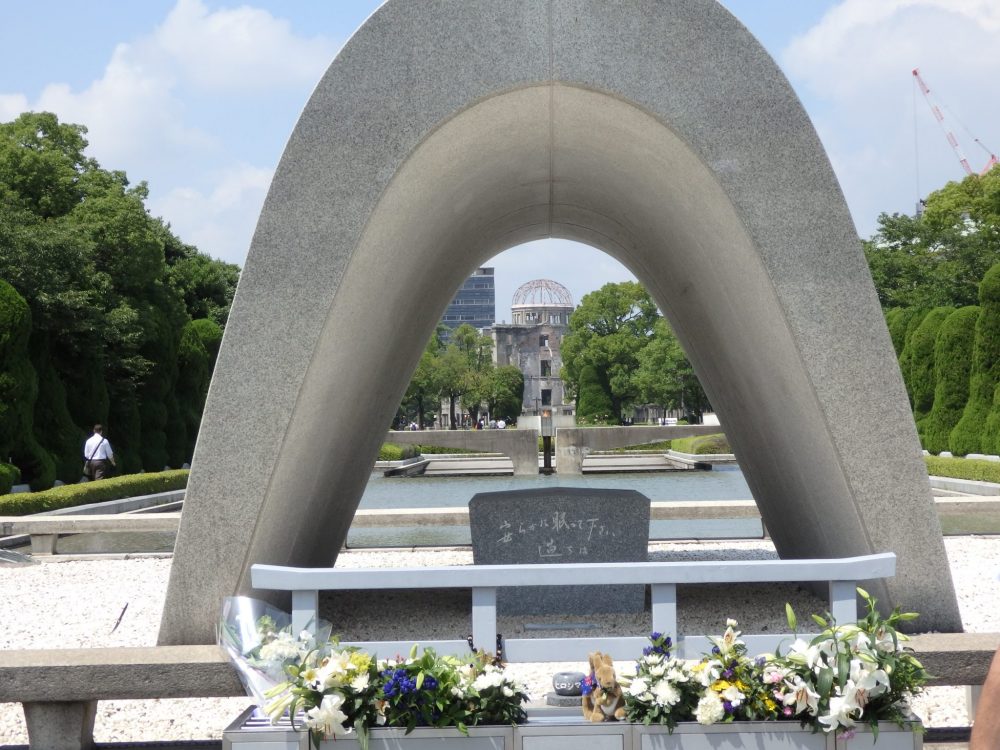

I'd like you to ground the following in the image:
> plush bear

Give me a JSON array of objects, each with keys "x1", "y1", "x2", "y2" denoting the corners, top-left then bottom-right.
[{"x1": 581, "y1": 651, "x2": 625, "y2": 722}]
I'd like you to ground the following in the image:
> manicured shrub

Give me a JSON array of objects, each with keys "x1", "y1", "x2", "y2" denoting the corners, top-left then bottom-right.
[
  {"x1": 906, "y1": 307, "x2": 952, "y2": 423},
  {"x1": 0, "y1": 462, "x2": 20, "y2": 495},
  {"x1": 0, "y1": 469, "x2": 188, "y2": 514},
  {"x1": 31, "y1": 336, "x2": 85, "y2": 482},
  {"x1": 0, "y1": 280, "x2": 55, "y2": 490},
  {"x1": 897, "y1": 308, "x2": 931, "y2": 406},
  {"x1": 919, "y1": 306, "x2": 979, "y2": 453},
  {"x1": 175, "y1": 319, "x2": 215, "y2": 461},
  {"x1": 671, "y1": 433, "x2": 731, "y2": 455},
  {"x1": 378, "y1": 443, "x2": 404, "y2": 461},
  {"x1": 952, "y1": 265, "x2": 1000, "y2": 455},
  {"x1": 885, "y1": 307, "x2": 924, "y2": 357},
  {"x1": 164, "y1": 393, "x2": 187, "y2": 468},
  {"x1": 108, "y1": 396, "x2": 143, "y2": 475},
  {"x1": 924, "y1": 456, "x2": 1000, "y2": 484}
]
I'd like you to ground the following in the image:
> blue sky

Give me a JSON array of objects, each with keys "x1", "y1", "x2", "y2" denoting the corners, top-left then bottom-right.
[{"x1": 3, "y1": 0, "x2": 999, "y2": 313}]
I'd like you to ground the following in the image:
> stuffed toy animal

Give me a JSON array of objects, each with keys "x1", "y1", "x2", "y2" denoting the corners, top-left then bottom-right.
[{"x1": 581, "y1": 651, "x2": 625, "y2": 722}]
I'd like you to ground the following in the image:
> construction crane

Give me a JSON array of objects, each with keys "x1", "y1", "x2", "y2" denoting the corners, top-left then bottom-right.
[{"x1": 912, "y1": 67, "x2": 998, "y2": 176}]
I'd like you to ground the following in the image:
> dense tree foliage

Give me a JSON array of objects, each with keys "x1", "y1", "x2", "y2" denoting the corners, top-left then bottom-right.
[
  {"x1": 865, "y1": 168, "x2": 1000, "y2": 310},
  {"x1": 561, "y1": 282, "x2": 660, "y2": 421},
  {"x1": 0, "y1": 112, "x2": 238, "y2": 488},
  {"x1": 635, "y1": 317, "x2": 710, "y2": 421},
  {"x1": 562, "y1": 282, "x2": 706, "y2": 422}
]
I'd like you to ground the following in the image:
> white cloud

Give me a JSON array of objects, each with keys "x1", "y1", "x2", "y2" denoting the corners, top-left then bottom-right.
[
  {"x1": 0, "y1": 94, "x2": 29, "y2": 122},
  {"x1": 150, "y1": 163, "x2": 273, "y2": 264},
  {"x1": 0, "y1": 0, "x2": 338, "y2": 263},
  {"x1": 783, "y1": 0, "x2": 1000, "y2": 235},
  {"x1": 155, "y1": 0, "x2": 335, "y2": 91}
]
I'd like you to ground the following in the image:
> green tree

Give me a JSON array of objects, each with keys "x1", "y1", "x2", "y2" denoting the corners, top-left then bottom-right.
[
  {"x1": 634, "y1": 317, "x2": 710, "y2": 421},
  {"x1": 920, "y1": 306, "x2": 979, "y2": 453},
  {"x1": 437, "y1": 324, "x2": 493, "y2": 428},
  {"x1": 575, "y1": 364, "x2": 615, "y2": 425},
  {"x1": 486, "y1": 365, "x2": 524, "y2": 423},
  {"x1": 865, "y1": 167, "x2": 1000, "y2": 310},
  {"x1": 561, "y1": 282, "x2": 659, "y2": 421},
  {"x1": 951, "y1": 263, "x2": 1000, "y2": 455},
  {"x1": 402, "y1": 326, "x2": 447, "y2": 429}
]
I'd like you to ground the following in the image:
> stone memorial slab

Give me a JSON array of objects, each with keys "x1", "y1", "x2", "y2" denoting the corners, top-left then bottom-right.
[{"x1": 468, "y1": 487, "x2": 650, "y2": 614}]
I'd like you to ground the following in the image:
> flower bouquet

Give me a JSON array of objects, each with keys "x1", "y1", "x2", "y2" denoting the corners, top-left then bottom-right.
[
  {"x1": 769, "y1": 588, "x2": 929, "y2": 738},
  {"x1": 219, "y1": 597, "x2": 528, "y2": 750},
  {"x1": 620, "y1": 632, "x2": 701, "y2": 730},
  {"x1": 691, "y1": 619, "x2": 781, "y2": 724}
]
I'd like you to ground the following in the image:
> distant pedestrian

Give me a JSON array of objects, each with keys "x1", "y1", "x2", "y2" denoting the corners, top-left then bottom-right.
[{"x1": 83, "y1": 424, "x2": 115, "y2": 481}]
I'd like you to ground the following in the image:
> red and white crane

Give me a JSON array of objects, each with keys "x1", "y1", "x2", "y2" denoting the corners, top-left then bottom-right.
[{"x1": 912, "y1": 67, "x2": 997, "y2": 176}]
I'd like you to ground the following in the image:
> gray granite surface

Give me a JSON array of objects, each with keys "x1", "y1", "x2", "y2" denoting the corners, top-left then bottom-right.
[
  {"x1": 161, "y1": 0, "x2": 960, "y2": 645},
  {"x1": 469, "y1": 488, "x2": 650, "y2": 614}
]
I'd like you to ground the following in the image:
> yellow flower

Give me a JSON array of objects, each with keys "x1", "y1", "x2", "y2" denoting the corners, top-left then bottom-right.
[
  {"x1": 765, "y1": 698, "x2": 778, "y2": 711},
  {"x1": 713, "y1": 680, "x2": 731, "y2": 692}
]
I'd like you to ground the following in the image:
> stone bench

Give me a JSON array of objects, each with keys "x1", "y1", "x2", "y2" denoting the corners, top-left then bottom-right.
[
  {"x1": 0, "y1": 645, "x2": 243, "y2": 750},
  {"x1": 0, "y1": 513, "x2": 182, "y2": 555}
]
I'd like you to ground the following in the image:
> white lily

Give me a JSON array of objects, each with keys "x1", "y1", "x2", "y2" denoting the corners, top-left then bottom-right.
[{"x1": 304, "y1": 693, "x2": 352, "y2": 737}]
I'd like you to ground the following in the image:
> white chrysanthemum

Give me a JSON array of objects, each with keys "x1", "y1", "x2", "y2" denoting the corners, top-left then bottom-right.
[
  {"x1": 626, "y1": 677, "x2": 650, "y2": 697},
  {"x1": 652, "y1": 679, "x2": 681, "y2": 707},
  {"x1": 473, "y1": 671, "x2": 505, "y2": 691},
  {"x1": 259, "y1": 632, "x2": 304, "y2": 662},
  {"x1": 502, "y1": 686, "x2": 514, "y2": 697},
  {"x1": 696, "y1": 693, "x2": 726, "y2": 725},
  {"x1": 649, "y1": 663, "x2": 666, "y2": 677},
  {"x1": 350, "y1": 672, "x2": 370, "y2": 692}
]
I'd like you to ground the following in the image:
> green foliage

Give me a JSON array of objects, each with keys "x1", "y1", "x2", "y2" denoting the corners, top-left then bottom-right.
[
  {"x1": 904, "y1": 307, "x2": 952, "y2": 421},
  {"x1": 0, "y1": 279, "x2": 33, "y2": 456},
  {"x1": 0, "y1": 469, "x2": 188, "y2": 511},
  {"x1": 0, "y1": 463, "x2": 19, "y2": 494},
  {"x1": 0, "y1": 112, "x2": 237, "y2": 483},
  {"x1": 378, "y1": 443, "x2": 405, "y2": 461},
  {"x1": 486, "y1": 365, "x2": 524, "y2": 421},
  {"x1": 951, "y1": 264, "x2": 1000, "y2": 455},
  {"x1": 635, "y1": 317, "x2": 710, "y2": 421},
  {"x1": 437, "y1": 324, "x2": 494, "y2": 428},
  {"x1": 865, "y1": 167, "x2": 1000, "y2": 310},
  {"x1": 30, "y1": 336, "x2": 84, "y2": 482},
  {"x1": 671, "y1": 433, "x2": 731, "y2": 455},
  {"x1": 575, "y1": 364, "x2": 616, "y2": 424},
  {"x1": 562, "y1": 281, "x2": 659, "y2": 419},
  {"x1": 884, "y1": 307, "x2": 923, "y2": 357},
  {"x1": 924, "y1": 455, "x2": 1000, "y2": 484},
  {"x1": 919, "y1": 306, "x2": 979, "y2": 453}
]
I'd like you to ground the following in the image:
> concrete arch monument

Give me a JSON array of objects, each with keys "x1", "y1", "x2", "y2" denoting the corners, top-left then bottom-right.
[{"x1": 160, "y1": 0, "x2": 961, "y2": 643}]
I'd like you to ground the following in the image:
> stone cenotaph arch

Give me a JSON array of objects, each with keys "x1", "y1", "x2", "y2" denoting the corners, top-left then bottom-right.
[{"x1": 159, "y1": 0, "x2": 961, "y2": 644}]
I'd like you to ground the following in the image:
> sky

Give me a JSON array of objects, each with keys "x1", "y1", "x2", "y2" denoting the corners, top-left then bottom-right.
[{"x1": 2, "y1": 0, "x2": 999, "y2": 315}]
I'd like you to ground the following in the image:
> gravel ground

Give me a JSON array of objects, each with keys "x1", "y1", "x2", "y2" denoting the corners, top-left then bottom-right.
[{"x1": 1, "y1": 536, "x2": 997, "y2": 744}]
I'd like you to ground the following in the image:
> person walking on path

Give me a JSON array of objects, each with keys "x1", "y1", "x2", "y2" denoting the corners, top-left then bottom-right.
[{"x1": 83, "y1": 424, "x2": 115, "y2": 481}]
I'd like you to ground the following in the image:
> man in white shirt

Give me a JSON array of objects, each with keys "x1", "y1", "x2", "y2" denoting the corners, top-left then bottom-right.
[{"x1": 83, "y1": 424, "x2": 116, "y2": 481}]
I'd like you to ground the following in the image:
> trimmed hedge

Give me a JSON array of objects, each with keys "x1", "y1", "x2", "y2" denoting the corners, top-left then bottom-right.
[
  {"x1": 952, "y1": 264, "x2": 1000, "y2": 455},
  {"x1": 919, "y1": 306, "x2": 978, "y2": 453},
  {"x1": 671, "y1": 433, "x2": 731, "y2": 455},
  {"x1": 0, "y1": 463, "x2": 20, "y2": 495},
  {"x1": 906, "y1": 307, "x2": 952, "y2": 423},
  {"x1": 925, "y1": 456, "x2": 1000, "y2": 484},
  {"x1": 0, "y1": 469, "x2": 188, "y2": 515}
]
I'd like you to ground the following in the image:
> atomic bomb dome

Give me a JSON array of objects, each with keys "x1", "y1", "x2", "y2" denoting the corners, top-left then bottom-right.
[{"x1": 511, "y1": 279, "x2": 573, "y2": 309}]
